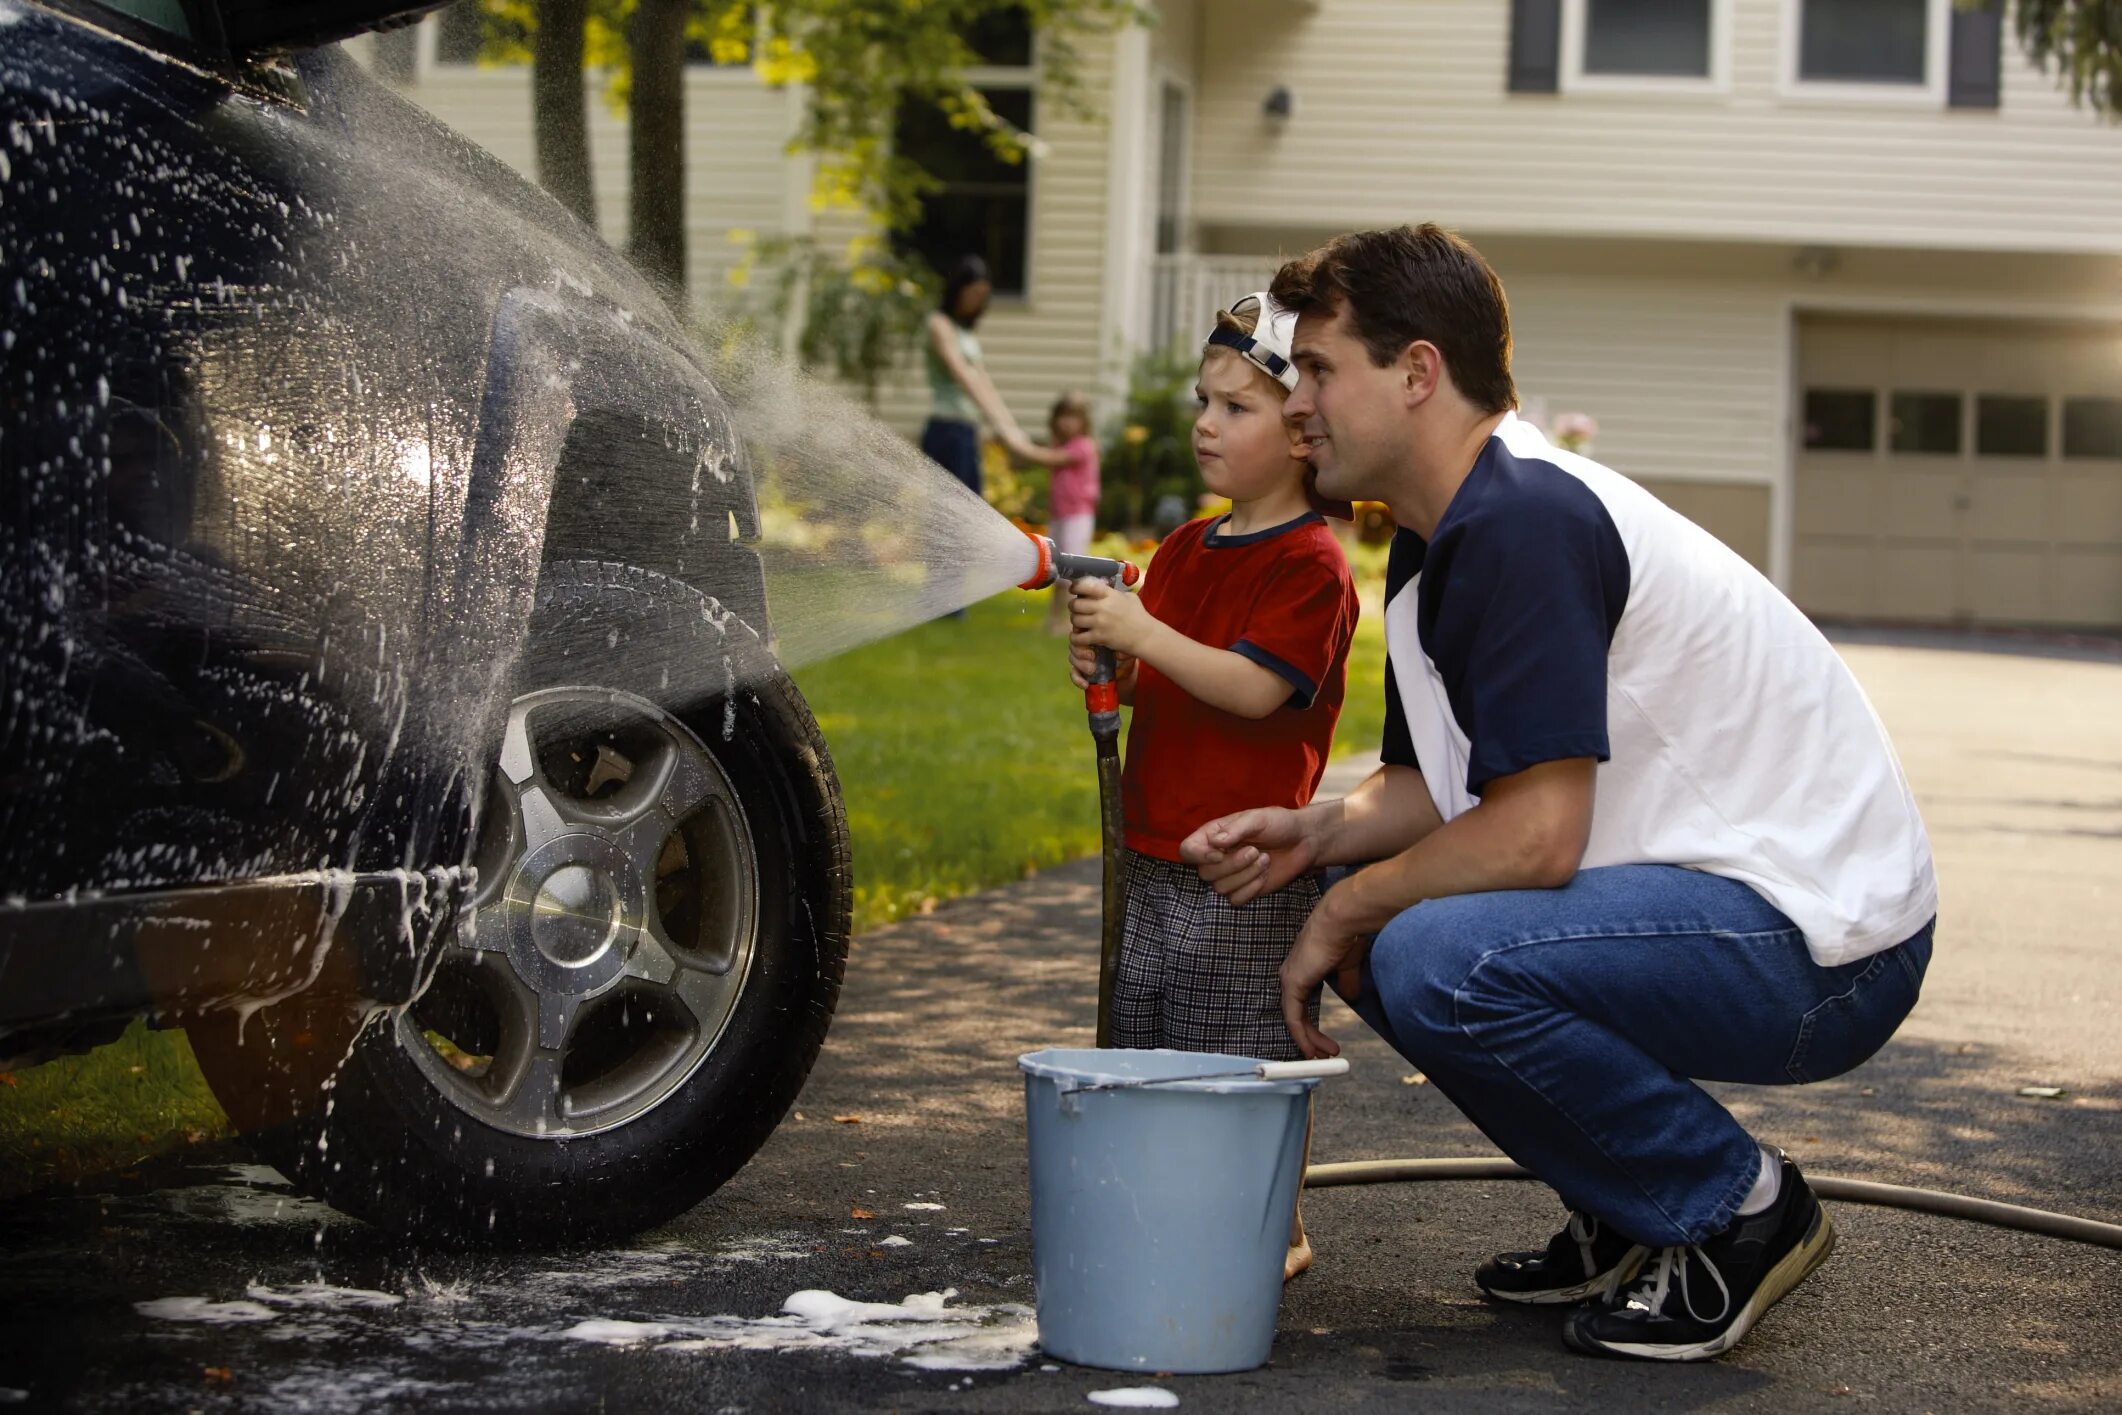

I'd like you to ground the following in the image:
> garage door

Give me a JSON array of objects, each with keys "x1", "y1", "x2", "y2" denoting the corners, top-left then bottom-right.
[{"x1": 1793, "y1": 316, "x2": 2122, "y2": 630}]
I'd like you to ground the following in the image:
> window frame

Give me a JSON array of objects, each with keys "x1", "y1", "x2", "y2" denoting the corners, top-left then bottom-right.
[
  {"x1": 1780, "y1": 0, "x2": 1952, "y2": 107},
  {"x1": 1559, "y1": 0, "x2": 1732, "y2": 98},
  {"x1": 894, "y1": 54, "x2": 1042, "y2": 305}
]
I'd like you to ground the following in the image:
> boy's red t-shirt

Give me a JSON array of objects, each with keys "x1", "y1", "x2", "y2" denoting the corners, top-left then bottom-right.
[{"x1": 1122, "y1": 513, "x2": 1359, "y2": 861}]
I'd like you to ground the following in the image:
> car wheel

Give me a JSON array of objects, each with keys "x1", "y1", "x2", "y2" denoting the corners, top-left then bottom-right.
[{"x1": 191, "y1": 561, "x2": 851, "y2": 1244}]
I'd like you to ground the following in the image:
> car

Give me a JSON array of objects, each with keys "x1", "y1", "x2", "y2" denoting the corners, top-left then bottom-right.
[{"x1": 0, "y1": 0, "x2": 852, "y2": 1244}]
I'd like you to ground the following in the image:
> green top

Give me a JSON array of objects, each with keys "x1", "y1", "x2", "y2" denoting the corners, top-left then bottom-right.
[{"x1": 926, "y1": 319, "x2": 984, "y2": 426}]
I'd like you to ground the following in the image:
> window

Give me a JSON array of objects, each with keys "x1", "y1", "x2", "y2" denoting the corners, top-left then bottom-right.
[
  {"x1": 966, "y1": 9, "x2": 1033, "y2": 66},
  {"x1": 1976, "y1": 396, "x2": 2048, "y2": 457},
  {"x1": 1154, "y1": 82, "x2": 1188, "y2": 256},
  {"x1": 1889, "y1": 391, "x2": 1962, "y2": 454},
  {"x1": 1804, "y1": 389, "x2": 1877, "y2": 451},
  {"x1": 1794, "y1": 0, "x2": 1931, "y2": 86},
  {"x1": 1583, "y1": 0, "x2": 1712, "y2": 77},
  {"x1": 893, "y1": 86, "x2": 1035, "y2": 297},
  {"x1": 1561, "y1": 0, "x2": 1726, "y2": 91},
  {"x1": 2063, "y1": 398, "x2": 2122, "y2": 459}
]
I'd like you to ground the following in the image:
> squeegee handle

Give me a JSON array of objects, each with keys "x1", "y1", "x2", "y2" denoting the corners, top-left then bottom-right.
[{"x1": 1256, "y1": 1059, "x2": 1351, "y2": 1082}]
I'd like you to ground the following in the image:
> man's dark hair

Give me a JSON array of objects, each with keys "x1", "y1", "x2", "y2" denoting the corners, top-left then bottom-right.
[{"x1": 1269, "y1": 224, "x2": 1518, "y2": 415}]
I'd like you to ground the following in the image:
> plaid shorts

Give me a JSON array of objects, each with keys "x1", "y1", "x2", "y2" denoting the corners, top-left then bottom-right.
[{"x1": 1110, "y1": 850, "x2": 1322, "y2": 1062}]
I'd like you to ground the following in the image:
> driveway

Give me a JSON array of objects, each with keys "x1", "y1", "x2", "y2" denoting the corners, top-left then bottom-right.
[{"x1": 3, "y1": 642, "x2": 2118, "y2": 1412}]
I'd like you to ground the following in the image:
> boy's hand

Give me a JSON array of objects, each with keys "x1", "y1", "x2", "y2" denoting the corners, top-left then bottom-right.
[
  {"x1": 1067, "y1": 638, "x2": 1136, "y2": 689},
  {"x1": 1280, "y1": 886, "x2": 1371, "y2": 1060},
  {"x1": 1179, "y1": 807, "x2": 1319, "y2": 905},
  {"x1": 1068, "y1": 577, "x2": 1156, "y2": 657}
]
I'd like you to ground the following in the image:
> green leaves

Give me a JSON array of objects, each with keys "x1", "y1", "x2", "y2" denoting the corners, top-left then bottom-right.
[{"x1": 2010, "y1": 0, "x2": 2122, "y2": 118}]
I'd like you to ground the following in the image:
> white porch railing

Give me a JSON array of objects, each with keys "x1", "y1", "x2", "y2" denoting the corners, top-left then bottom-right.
[{"x1": 1146, "y1": 254, "x2": 1282, "y2": 358}]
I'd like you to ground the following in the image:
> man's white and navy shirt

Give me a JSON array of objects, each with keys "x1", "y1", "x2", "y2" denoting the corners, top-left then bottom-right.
[{"x1": 1381, "y1": 413, "x2": 1936, "y2": 966}]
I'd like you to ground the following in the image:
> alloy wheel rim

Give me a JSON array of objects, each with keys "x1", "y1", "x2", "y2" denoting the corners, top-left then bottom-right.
[{"x1": 398, "y1": 685, "x2": 760, "y2": 1139}]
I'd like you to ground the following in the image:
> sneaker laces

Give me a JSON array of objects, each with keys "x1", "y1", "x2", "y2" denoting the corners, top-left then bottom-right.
[{"x1": 1619, "y1": 1243, "x2": 1732, "y2": 1326}]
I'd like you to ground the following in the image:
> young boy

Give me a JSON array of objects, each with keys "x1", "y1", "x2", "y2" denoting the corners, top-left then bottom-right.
[{"x1": 1067, "y1": 293, "x2": 1359, "y2": 1277}]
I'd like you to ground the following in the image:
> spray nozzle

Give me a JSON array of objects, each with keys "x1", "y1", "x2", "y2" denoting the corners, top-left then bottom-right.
[{"x1": 1016, "y1": 529, "x2": 1141, "y2": 592}]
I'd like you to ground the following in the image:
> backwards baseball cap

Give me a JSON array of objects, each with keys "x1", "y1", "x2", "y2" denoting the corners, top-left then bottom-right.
[{"x1": 1205, "y1": 291, "x2": 1300, "y2": 393}]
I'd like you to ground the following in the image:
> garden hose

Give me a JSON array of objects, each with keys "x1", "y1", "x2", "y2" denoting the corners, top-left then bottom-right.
[
  {"x1": 1019, "y1": 528, "x2": 1142, "y2": 1047},
  {"x1": 1303, "y1": 1156, "x2": 2122, "y2": 1250},
  {"x1": 1093, "y1": 734, "x2": 1125, "y2": 1047}
]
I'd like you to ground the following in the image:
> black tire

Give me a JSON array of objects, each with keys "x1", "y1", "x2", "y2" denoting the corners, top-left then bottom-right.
[{"x1": 191, "y1": 561, "x2": 851, "y2": 1245}]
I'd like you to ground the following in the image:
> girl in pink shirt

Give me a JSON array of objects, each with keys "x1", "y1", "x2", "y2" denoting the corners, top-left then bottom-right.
[{"x1": 1043, "y1": 391, "x2": 1101, "y2": 633}]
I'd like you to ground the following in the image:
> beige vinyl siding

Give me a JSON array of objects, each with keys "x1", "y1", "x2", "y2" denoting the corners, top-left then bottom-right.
[
  {"x1": 1192, "y1": 0, "x2": 2122, "y2": 256},
  {"x1": 382, "y1": 64, "x2": 798, "y2": 320},
  {"x1": 1505, "y1": 272, "x2": 1787, "y2": 489}
]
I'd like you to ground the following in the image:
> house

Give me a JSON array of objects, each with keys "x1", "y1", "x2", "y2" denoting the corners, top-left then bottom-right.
[{"x1": 370, "y1": 0, "x2": 2122, "y2": 631}]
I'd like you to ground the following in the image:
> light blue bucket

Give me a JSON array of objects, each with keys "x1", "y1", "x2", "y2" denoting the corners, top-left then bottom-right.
[{"x1": 1018, "y1": 1047, "x2": 1341, "y2": 1374}]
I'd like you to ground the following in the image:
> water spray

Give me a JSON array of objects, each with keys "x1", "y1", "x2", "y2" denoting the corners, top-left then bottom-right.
[{"x1": 1017, "y1": 529, "x2": 1141, "y2": 1047}]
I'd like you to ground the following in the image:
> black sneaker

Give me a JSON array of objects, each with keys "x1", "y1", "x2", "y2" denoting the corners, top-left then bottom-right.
[
  {"x1": 1476, "y1": 1209, "x2": 1650, "y2": 1305},
  {"x1": 1563, "y1": 1154, "x2": 1836, "y2": 1362}
]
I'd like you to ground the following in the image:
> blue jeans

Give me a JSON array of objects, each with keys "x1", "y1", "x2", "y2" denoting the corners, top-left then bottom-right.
[
  {"x1": 1346, "y1": 865, "x2": 1932, "y2": 1247},
  {"x1": 920, "y1": 416, "x2": 982, "y2": 496}
]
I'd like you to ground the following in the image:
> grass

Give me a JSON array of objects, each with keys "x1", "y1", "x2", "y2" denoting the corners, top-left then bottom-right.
[
  {"x1": 0, "y1": 1023, "x2": 229, "y2": 1195},
  {"x1": 0, "y1": 564, "x2": 1392, "y2": 1194}
]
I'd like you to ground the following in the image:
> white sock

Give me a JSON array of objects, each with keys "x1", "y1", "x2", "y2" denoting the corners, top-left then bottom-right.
[{"x1": 1737, "y1": 1145, "x2": 1781, "y2": 1215}]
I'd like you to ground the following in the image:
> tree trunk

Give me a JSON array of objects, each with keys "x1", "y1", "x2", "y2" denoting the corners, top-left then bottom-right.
[
  {"x1": 628, "y1": 0, "x2": 689, "y2": 303},
  {"x1": 531, "y1": 0, "x2": 597, "y2": 228}
]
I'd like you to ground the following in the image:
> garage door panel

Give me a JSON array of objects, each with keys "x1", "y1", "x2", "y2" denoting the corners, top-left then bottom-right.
[
  {"x1": 1874, "y1": 546, "x2": 1959, "y2": 620},
  {"x1": 1794, "y1": 462, "x2": 1877, "y2": 537},
  {"x1": 1797, "y1": 315, "x2": 2122, "y2": 631},
  {"x1": 2055, "y1": 472, "x2": 2122, "y2": 547},
  {"x1": 1963, "y1": 548, "x2": 2050, "y2": 622},
  {"x1": 1883, "y1": 468, "x2": 1963, "y2": 539},
  {"x1": 2053, "y1": 551, "x2": 2122, "y2": 626},
  {"x1": 1792, "y1": 542, "x2": 1876, "y2": 617},
  {"x1": 1965, "y1": 468, "x2": 2047, "y2": 541}
]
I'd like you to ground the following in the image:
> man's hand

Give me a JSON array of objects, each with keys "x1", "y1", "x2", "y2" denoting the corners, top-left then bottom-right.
[
  {"x1": 1179, "y1": 807, "x2": 1320, "y2": 906},
  {"x1": 1280, "y1": 885, "x2": 1371, "y2": 1059},
  {"x1": 1069, "y1": 577, "x2": 1156, "y2": 658}
]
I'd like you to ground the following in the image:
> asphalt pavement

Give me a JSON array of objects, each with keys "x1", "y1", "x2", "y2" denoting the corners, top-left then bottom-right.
[{"x1": 2, "y1": 641, "x2": 2118, "y2": 1412}]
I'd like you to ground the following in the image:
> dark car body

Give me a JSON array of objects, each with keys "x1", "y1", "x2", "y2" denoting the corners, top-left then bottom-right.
[{"x1": 1, "y1": 1, "x2": 767, "y2": 1058}]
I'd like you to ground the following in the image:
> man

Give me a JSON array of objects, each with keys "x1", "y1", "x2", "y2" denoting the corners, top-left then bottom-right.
[{"x1": 1180, "y1": 226, "x2": 1936, "y2": 1362}]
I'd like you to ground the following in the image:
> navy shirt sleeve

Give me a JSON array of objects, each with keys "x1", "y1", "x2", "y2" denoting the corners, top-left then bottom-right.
[
  {"x1": 1421, "y1": 473, "x2": 1630, "y2": 795},
  {"x1": 1379, "y1": 529, "x2": 1423, "y2": 769}
]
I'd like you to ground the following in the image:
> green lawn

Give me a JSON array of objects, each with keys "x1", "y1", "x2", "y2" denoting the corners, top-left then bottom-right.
[
  {"x1": 0, "y1": 573, "x2": 1391, "y2": 1194},
  {"x1": 0, "y1": 1023, "x2": 228, "y2": 1195}
]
